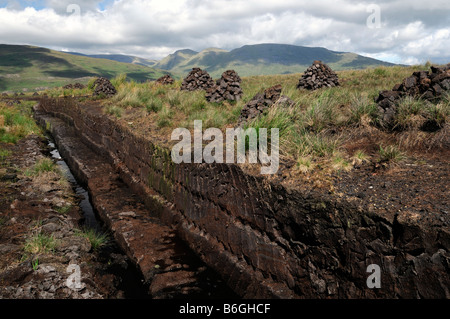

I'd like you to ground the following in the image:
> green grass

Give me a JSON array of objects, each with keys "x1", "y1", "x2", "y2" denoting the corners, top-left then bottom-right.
[
  {"x1": 296, "y1": 133, "x2": 339, "y2": 158},
  {"x1": 348, "y1": 93, "x2": 380, "y2": 126},
  {"x1": 241, "y1": 94, "x2": 342, "y2": 160},
  {"x1": 378, "y1": 145, "x2": 405, "y2": 163},
  {"x1": 146, "y1": 96, "x2": 164, "y2": 113},
  {"x1": 301, "y1": 90, "x2": 347, "y2": 132},
  {"x1": 24, "y1": 232, "x2": 57, "y2": 254},
  {"x1": 351, "y1": 150, "x2": 370, "y2": 165},
  {"x1": 55, "y1": 204, "x2": 72, "y2": 215},
  {"x1": 25, "y1": 158, "x2": 59, "y2": 176},
  {"x1": 0, "y1": 148, "x2": 11, "y2": 164},
  {"x1": 244, "y1": 104, "x2": 295, "y2": 146},
  {"x1": 394, "y1": 96, "x2": 449, "y2": 130},
  {"x1": 34, "y1": 158, "x2": 56, "y2": 173},
  {"x1": 45, "y1": 84, "x2": 93, "y2": 98},
  {"x1": 32, "y1": 258, "x2": 39, "y2": 271},
  {"x1": 331, "y1": 153, "x2": 352, "y2": 172},
  {"x1": 75, "y1": 228, "x2": 109, "y2": 251},
  {"x1": 105, "y1": 105, "x2": 123, "y2": 118},
  {"x1": 373, "y1": 67, "x2": 389, "y2": 77},
  {"x1": 296, "y1": 156, "x2": 315, "y2": 173},
  {"x1": 0, "y1": 100, "x2": 42, "y2": 143}
]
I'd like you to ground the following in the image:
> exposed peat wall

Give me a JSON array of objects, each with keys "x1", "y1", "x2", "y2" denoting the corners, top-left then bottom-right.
[{"x1": 34, "y1": 97, "x2": 449, "y2": 299}]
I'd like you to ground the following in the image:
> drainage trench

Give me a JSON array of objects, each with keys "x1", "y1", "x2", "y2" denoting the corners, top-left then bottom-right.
[
  {"x1": 48, "y1": 139, "x2": 99, "y2": 231},
  {"x1": 43, "y1": 130, "x2": 237, "y2": 299},
  {"x1": 47, "y1": 137, "x2": 151, "y2": 298}
]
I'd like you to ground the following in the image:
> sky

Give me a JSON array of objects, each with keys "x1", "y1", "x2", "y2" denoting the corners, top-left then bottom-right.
[{"x1": 0, "y1": 0, "x2": 449, "y2": 65}]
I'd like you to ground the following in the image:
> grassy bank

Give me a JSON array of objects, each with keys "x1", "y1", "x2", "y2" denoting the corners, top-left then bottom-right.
[{"x1": 0, "y1": 100, "x2": 43, "y2": 144}]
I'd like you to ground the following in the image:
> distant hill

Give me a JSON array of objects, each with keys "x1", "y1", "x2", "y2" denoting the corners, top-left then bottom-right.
[
  {"x1": 0, "y1": 45, "x2": 168, "y2": 92},
  {"x1": 156, "y1": 49, "x2": 199, "y2": 70},
  {"x1": 154, "y1": 43, "x2": 396, "y2": 78},
  {"x1": 66, "y1": 52, "x2": 159, "y2": 68}
]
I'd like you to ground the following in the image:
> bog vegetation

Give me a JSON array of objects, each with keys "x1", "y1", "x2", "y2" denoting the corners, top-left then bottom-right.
[
  {"x1": 0, "y1": 100, "x2": 42, "y2": 144},
  {"x1": 9, "y1": 64, "x2": 450, "y2": 175}
]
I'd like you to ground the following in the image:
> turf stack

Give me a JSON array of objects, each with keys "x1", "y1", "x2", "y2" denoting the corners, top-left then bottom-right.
[
  {"x1": 205, "y1": 70, "x2": 243, "y2": 103},
  {"x1": 297, "y1": 60, "x2": 340, "y2": 90}
]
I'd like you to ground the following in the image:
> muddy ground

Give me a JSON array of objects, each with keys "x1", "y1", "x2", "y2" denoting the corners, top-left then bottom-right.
[{"x1": 0, "y1": 135, "x2": 141, "y2": 299}]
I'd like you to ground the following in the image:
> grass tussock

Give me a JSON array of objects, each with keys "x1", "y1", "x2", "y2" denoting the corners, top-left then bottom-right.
[
  {"x1": 394, "y1": 96, "x2": 449, "y2": 131},
  {"x1": 55, "y1": 204, "x2": 72, "y2": 215},
  {"x1": 296, "y1": 156, "x2": 315, "y2": 173},
  {"x1": 0, "y1": 148, "x2": 11, "y2": 165},
  {"x1": 105, "y1": 105, "x2": 123, "y2": 118},
  {"x1": 24, "y1": 232, "x2": 57, "y2": 255},
  {"x1": 25, "y1": 158, "x2": 59, "y2": 176},
  {"x1": 378, "y1": 144, "x2": 405, "y2": 163},
  {"x1": 75, "y1": 227, "x2": 109, "y2": 251},
  {"x1": 22, "y1": 157, "x2": 72, "y2": 194},
  {"x1": 0, "y1": 101, "x2": 42, "y2": 144},
  {"x1": 351, "y1": 150, "x2": 370, "y2": 165}
]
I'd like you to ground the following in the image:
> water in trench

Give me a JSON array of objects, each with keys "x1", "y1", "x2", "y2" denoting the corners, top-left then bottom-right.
[
  {"x1": 47, "y1": 137, "x2": 151, "y2": 298},
  {"x1": 48, "y1": 140, "x2": 99, "y2": 231},
  {"x1": 46, "y1": 137, "x2": 238, "y2": 299}
]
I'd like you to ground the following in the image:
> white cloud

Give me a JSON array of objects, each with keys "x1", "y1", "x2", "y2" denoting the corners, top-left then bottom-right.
[
  {"x1": 0, "y1": 0, "x2": 448, "y2": 64},
  {"x1": 43, "y1": 0, "x2": 103, "y2": 13}
]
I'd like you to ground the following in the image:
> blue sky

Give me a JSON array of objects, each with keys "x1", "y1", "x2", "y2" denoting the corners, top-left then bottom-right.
[
  {"x1": 0, "y1": 0, "x2": 449, "y2": 64},
  {"x1": 0, "y1": 1, "x2": 44, "y2": 10},
  {"x1": 0, "y1": 0, "x2": 116, "y2": 11}
]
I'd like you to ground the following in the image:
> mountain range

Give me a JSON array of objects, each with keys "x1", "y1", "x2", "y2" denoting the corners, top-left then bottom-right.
[
  {"x1": 72, "y1": 43, "x2": 396, "y2": 78},
  {"x1": 1, "y1": 43, "x2": 395, "y2": 92}
]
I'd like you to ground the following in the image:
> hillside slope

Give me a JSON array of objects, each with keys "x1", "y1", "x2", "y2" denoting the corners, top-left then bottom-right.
[
  {"x1": 67, "y1": 52, "x2": 159, "y2": 68},
  {"x1": 0, "y1": 45, "x2": 168, "y2": 92}
]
